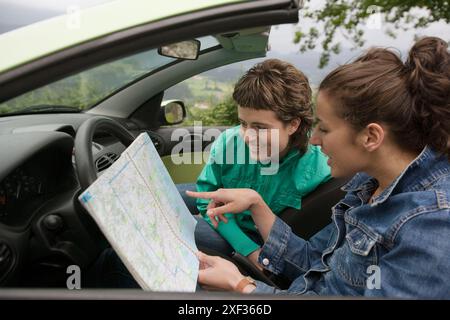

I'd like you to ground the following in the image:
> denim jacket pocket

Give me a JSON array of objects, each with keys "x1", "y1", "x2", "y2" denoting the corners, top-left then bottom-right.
[
  {"x1": 346, "y1": 227, "x2": 377, "y2": 256},
  {"x1": 331, "y1": 227, "x2": 378, "y2": 288}
]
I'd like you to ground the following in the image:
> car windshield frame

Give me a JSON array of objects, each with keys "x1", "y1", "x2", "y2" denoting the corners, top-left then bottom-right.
[{"x1": 0, "y1": 35, "x2": 221, "y2": 117}]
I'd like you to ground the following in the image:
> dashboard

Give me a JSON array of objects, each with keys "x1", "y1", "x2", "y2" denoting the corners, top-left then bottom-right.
[
  {"x1": 0, "y1": 112, "x2": 182, "y2": 287},
  {"x1": 0, "y1": 113, "x2": 137, "y2": 286},
  {"x1": 0, "y1": 149, "x2": 74, "y2": 227},
  {"x1": 0, "y1": 113, "x2": 168, "y2": 228},
  {"x1": 0, "y1": 165, "x2": 46, "y2": 225},
  {"x1": 0, "y1": 131, "x2": 75, "y2": 227}
]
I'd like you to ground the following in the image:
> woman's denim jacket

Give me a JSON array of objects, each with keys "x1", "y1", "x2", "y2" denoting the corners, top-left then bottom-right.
[{"x1": 254, "y1": 146, "x2": 450, "y2": 298}]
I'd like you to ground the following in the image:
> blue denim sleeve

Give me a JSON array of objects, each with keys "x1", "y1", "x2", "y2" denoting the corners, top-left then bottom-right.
[
  {"x1": 252, "y1": 279, "x2": 322, "y2": 294},
  {"x1": 252, "y1": 280, "x2": 290, "y2": 294},
  {"x1": 257, "y1": 217, "x2": 334, "y2": 281},
  {"x1": 364, "y1": 209, "x2": 450, "y2": 299}
]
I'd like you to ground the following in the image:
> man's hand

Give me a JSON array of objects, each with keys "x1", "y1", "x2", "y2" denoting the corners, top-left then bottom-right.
[{"x1": 197, "y1": 251, "x2": 255, "y2": 293}]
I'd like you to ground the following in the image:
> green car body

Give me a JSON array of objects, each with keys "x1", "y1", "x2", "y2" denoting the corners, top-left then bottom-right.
[{"x1": 0, "y1": 0, "x2": 243, "y2": 73}]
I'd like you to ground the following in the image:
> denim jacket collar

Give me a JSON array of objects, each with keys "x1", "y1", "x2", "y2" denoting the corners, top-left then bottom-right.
[{"x1": 341, "y1": 146, "x2": 450, "y2": 206}]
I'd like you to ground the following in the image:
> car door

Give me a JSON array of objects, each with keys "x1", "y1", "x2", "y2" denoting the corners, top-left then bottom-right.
[{"x1": 0, "y1": 0, "x2": 303, "y2": 297}]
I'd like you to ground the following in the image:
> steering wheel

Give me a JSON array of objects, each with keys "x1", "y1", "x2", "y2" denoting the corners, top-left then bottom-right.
[{"x1": 74, "y1": 116, "x2": 135, "y2": 191}]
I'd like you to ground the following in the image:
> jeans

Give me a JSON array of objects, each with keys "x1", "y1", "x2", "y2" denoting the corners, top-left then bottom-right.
[
  {"x1": 176, "y1": 183, "x2": 199, "y2": 215},
  {"x1": 194, "y1": 216, "x2": 234, "y2": 256},
  {"x1": 175, "y1": 183, "x2": 234, "y2": 254}
]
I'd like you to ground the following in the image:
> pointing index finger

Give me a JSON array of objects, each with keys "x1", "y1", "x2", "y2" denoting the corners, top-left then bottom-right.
[{"x1": 185, "y1": 190, "x2": 216, "y2": 200}]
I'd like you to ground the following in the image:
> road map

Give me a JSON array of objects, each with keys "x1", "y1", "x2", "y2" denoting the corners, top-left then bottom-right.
[{"x1": 79, "y1": 132, "x2": 199, "y2": 291}]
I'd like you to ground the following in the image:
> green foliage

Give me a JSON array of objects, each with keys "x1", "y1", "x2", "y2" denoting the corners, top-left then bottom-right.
[
  {"x1": 184, "y1": 95, "x2": 239, "y2": 126},
  {"x1": 165, "y1": 73, "x2": 239, "y2": 127},
  {"x1": 294, "y1": 0, "x2": 450, "y2": 68},
  {"x1": 0, "y1": 59, "x2": 144, "y2": 114}
]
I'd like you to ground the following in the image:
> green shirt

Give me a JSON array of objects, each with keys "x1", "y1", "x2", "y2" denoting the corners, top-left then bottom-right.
[{"x1": 196, "y1": 126, "x2": 331, "y2": 256}]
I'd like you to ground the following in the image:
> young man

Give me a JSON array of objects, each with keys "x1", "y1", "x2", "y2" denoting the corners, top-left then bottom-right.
[{"x1": 194, "y1": 59, "x2": 331, "y2": 268}]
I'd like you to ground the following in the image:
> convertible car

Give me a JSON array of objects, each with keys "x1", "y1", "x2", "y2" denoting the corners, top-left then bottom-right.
[{"x1": 0, "y1": 0, "x2": 346, "y2": 299}]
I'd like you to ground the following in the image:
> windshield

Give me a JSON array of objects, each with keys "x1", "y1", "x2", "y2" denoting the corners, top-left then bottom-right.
[{"x1": 0, "y1": 36, "x2": 219, "y2": 116}]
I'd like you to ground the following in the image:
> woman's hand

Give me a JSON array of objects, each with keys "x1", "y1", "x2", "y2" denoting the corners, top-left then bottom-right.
[
  {"x1": 197, "y1": 251, "x2": 252, "y2": 292},
  {"x1": 188, "y1": 188, "x2": 276, "y2": 241},
  {"x1": 186, "y1": 188, "x2": 261, "y2": 228}
]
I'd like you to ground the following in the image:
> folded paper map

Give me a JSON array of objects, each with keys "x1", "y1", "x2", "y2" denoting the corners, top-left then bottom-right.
[{"x1": 79, "y1": 132, "x2": 199, "y2": 291}]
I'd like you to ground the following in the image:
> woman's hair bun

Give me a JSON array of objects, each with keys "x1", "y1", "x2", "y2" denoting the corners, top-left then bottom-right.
[
  {"x1": 405, "y1": 37, "x2": 450, "y2": 92},
  {"x1": 405, "y1": 37, "x2": 450, "y2": 157}
]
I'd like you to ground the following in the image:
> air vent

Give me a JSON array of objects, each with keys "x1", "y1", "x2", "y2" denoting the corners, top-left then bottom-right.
[
  {"x1": 147, "y1": 133, "x2": 164, "y2": 154},
  {"x1": 95, "y1": 153, "x2": 119, "y2": 172},
  {"x1": 0, "y1": 242, "x2": 14, "y2": 282},
  {"x1": 151, "y1": 137, "x2": 162, "y2": 153}
]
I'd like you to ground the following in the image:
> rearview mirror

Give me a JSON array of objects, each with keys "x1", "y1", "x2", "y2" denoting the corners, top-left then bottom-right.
[{"x1": 158, "y1": 40, "x2": 200, "y2": 60}]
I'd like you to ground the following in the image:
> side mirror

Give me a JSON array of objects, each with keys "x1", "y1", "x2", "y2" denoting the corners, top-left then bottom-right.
[
  {"x1": 158, "y1": 40, "x2": 200, "y2": 60},
  {"x1": 160, "y1": 100, "x2": 186, "y2": 125}
]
